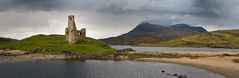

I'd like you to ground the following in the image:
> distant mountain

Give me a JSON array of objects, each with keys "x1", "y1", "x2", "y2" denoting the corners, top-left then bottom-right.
[
  {"x1": 101, "y1": 22, "x2": 207, "y2": 45},
  {"x1": 149, "y1": 29, "x2": 239, "y2": 49},
  {"x1": 0, "y1": 37, "x2": 17, "y2": 41},
  {"x1": 171, "y1": 24, "x2": 207, "y2": 32}
]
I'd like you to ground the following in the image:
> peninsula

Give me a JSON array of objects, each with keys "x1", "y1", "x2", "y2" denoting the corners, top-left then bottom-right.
[{"x1": 0, "y1": 15, "x2": 115, "y2": 57}]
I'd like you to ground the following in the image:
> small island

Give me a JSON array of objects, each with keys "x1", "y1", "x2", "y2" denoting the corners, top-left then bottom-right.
[{"x1": 0, "y1": 15, "x2": 116, "y2": 61}]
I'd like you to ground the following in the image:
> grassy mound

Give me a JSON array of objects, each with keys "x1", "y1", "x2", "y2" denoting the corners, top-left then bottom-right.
[
  {"x1": 140, "y1": 29, "x2": 239, "y2": 49},
  {"x1": 0, "y1": 34, "x2": 115, "y2": 54}
]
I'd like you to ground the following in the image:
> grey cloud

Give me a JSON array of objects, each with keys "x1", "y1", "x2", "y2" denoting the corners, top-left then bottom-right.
[
  {"x1": 192, "y1": 0, "x2": 221, "y2": 18},
  {"x1": 0, "y1": 11, "x2": 49, "y2": 28},
  {"x1": 0, "y1": 0, "x2": 237, "y2": 18},
  {"x1": 0, "y1": 0, "x2": 239, "y2": 39},
  {"x1": 0, "y1": 0, "x2": 237, "y2": 20}
]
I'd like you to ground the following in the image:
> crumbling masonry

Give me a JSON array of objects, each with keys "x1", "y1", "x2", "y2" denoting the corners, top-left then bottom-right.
[{"x1": 65, "y1": 15, "x2": 86, "y2": 44}]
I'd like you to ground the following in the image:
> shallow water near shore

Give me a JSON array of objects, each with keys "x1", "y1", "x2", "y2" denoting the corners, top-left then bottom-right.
[
  {"x1": 111, "y1": 45, "x2": 239, "y2": 52},
  {"x1": 0, "y1": 60, "x2": 225, "y2": 78},
  {"x1": 0, "y1": 56, "x2": 11, "y2": 59}
]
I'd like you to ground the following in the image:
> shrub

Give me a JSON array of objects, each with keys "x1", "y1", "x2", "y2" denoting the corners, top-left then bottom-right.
[{"x1": 233, "y1": 59, "x2": 239, "y2": 63}]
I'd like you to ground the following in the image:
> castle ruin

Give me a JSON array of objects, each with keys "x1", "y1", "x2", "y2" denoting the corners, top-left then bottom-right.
[{"x1": 65, "y1": 15, "x2": 86, "y2": 44}]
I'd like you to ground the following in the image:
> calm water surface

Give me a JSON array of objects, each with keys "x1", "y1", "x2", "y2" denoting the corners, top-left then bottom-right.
[
  {"x1": 111, "y1": 45, "x2": 239, "y2": 52},
  {"x1": 0, "y1": 60, "x2": 225, "y2": 78}
]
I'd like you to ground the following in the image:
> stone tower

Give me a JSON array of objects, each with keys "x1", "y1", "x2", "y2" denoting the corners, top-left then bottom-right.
[
  {"x1": 79, "y1": 28, "x2": 86, "y2": 41},
  {"x1": 65, "y1": 15, "x2": 79, "y2": 44},
  {"x1": 65, "y1": 15, "x2": 87, "y2": 44}
]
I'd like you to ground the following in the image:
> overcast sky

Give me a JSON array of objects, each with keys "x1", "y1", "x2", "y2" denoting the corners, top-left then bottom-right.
[{"x1": 0, "y1": 0, "x2": 239, "y2": 39}]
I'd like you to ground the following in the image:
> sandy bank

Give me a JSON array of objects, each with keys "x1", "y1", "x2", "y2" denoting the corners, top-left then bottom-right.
[
  {"x1": 135, "y1": 56, "x2": 239, "y2": 78},
  {"x1": 132, "y1": 51, "x2": 239, "y2": 57}
]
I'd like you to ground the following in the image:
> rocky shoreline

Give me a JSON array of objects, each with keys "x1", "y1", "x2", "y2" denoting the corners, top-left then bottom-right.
[
  {"x1": 0, "y1": 49, "x2": 129, "y2": 63},
  {"x1": 1, "y1": 49, "x2": 239, "y2": 78},
  {"x1": 0, "y1": 54, "x2": 114, "y2": 63}
]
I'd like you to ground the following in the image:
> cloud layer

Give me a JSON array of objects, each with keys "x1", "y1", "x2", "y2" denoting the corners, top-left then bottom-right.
[{"x1": 0, "y1": 0, "x2": 239, "y2": 39}]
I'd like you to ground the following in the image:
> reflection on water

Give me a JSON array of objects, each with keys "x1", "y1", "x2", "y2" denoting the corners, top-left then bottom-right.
[
  {"x1": 0, "y1": 60, "x2": 225, "y2": 78},
  {"x1": 111, "y1": 45, "x2": 239, "y2": 52},
  {"x1": 0, "y1": 56, "x2": 11, "y2": 58}
]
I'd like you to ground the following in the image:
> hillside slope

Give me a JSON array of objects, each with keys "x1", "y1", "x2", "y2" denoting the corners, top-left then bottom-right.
[
  {"x1": 101, "y1": 22, "x2": 207, "y2": 45},
  {"x1": 143, "y1": 29, "x2": 239, "y2": 49},
  {"x1": 0, "y1": 34, "x2": 115, "y2": 54},
  {"x1": 0, "y1": 37, "x2": 17, "y2": 41},
  {"x1": 171, "y1": 24, "x2": 207, "y2": 32}
]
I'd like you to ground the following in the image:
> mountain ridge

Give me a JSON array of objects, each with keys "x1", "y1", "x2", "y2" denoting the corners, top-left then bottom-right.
[
  {"x1": 171, "y1": 23, "x2": 207, "y2": 32},
  {"x1": 101, "y1": 22, "x2": 207, "y2": 45},
  {"x1": 141, "y1": 29, "x2": 239, "y2": 49}
]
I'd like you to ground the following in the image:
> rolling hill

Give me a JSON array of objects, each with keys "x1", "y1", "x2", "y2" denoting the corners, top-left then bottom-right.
[
  {"x1": 0, "y1": 34, "x2": 115, "y2": 54},
  {"x1": 142, "y1": 29, "x2": 239, "y2": 49},
  {"x1": 101, "y1": 22, "x2": 207, "y2": 45}
]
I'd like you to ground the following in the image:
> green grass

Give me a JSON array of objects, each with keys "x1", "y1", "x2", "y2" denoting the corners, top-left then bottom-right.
[
  {"x1": 0, "y1": 34, "x2": 115, "y2": 54},
  {"x1": 222, "y1": 53, "x2": 239, "y2": 57},
  {"x1": 233, "y1": 59, "x2": 239, "y2": 63},
  {"x1": 139, "y1": 29, "x2": 239, "y2": 49}
]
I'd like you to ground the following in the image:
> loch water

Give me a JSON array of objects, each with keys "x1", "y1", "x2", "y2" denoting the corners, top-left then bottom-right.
[
  {"x1": 111, "y1": 45, "x2": 239, "y2": 52},
  {"x1": 0, "y1": 60, "x2": 225, "y2": 78}
]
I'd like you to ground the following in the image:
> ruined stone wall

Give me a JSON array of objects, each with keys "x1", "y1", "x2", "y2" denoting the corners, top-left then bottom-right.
[
  {"x1": 65, "y1": 15, "x2": 86, "y2": 44},
  {"x1": 66, "y1": 15, "x2": 79, "y2": 44},
  {"x1": 79, "y1": 28, "x2": 86, "y2": 41},
  {"x1": 65, "y1": 28, "x2": 69, "y2": 41}
]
